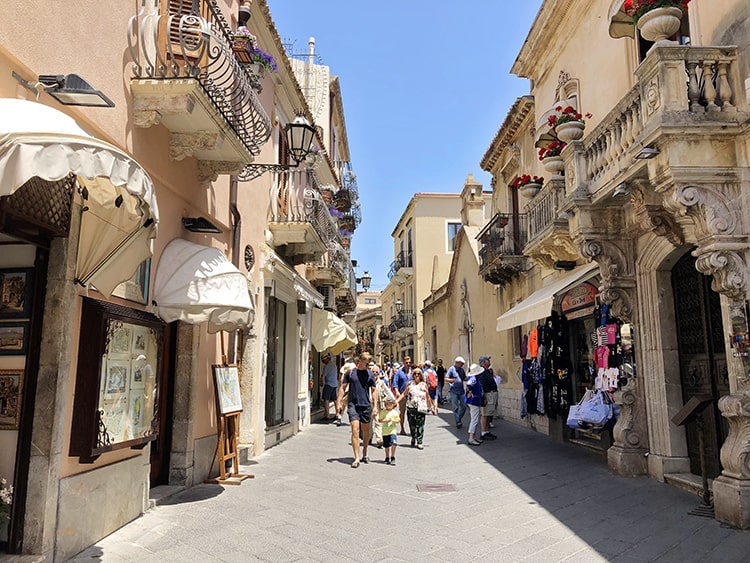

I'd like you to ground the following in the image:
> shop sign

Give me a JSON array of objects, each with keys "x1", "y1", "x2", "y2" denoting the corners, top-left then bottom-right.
[{"x1": 561, "y1": 282, "x2": 598, "y2": 320}]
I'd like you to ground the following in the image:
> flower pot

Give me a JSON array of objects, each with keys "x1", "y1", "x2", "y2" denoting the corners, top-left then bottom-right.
[
  {"x1": 542, "y1": 155, "x2": 565, "y2": 175},
  {"x1": 519, "y1": 182, "x2": 542, "y2": 199},
  {"x1": 321, "y1": 189, "x2": 333, "y2": 204},
  {"x1": 333, "y1": 190, "x2": 352, "y2": 213},
  {"x1": 233, "y1": 41, "x2": 253, "y2": 64},
  {"x1": 339, "y1": 215, "x2": 355, "y2": 232},
  {"x1": 637, "y1": 7, "x2": 683, "y2": 43},
  {"x1": 555, "y1": 121, "x2": 585, "y2": 143}
]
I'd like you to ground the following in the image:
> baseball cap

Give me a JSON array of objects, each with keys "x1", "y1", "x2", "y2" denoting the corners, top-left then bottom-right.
[
  {"x1": 454, "y1": 356, "x2": 465, "y2": 364},
  {"x1": 478, "y1": 355, "x2": 491, "y2": 364}
]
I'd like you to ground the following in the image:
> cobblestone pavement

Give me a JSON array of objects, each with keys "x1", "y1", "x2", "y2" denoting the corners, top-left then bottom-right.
[{"x1": 68, "y1": 408, "x2": 750, "y2": 562}]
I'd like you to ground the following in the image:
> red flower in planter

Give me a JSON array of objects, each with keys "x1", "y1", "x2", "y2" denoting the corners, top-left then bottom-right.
[
  {"x1": 538, "y1": 140, "x2": 567, "y2": 160},
  {"x1": 510, "y1": 174, "x2": 544, "y2": 189},
  {"x1": 623, "y1": 0, "x2": 690, "y2": 20}
]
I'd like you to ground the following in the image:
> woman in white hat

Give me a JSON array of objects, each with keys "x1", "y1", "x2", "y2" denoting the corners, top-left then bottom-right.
[{"x1": 465, "y1": 363, "x2": 485, "y2": 446}]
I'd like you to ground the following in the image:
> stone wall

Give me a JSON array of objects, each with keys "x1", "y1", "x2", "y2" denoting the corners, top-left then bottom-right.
[{"x1": 498, "y1": 387, "x2": 550, "y2": 435}]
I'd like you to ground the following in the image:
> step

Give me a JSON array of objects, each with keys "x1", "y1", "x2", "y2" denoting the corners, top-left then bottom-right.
[
  {"x1": 148, "y1": 485, "x2": 186, "y2": 508},
  {"x1": 664, "y1": 472, "x2": 713, "y2": 497}
]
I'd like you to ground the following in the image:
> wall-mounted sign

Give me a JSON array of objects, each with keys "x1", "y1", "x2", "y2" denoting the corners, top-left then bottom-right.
[{"x1": 561, "y1": 282, "x2": 599, "y2": 320}]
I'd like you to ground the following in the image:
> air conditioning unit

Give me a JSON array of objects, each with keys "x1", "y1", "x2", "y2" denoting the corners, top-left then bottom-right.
[{"x1": 320, "y1": 285, "x2": 336, "y2": 310}]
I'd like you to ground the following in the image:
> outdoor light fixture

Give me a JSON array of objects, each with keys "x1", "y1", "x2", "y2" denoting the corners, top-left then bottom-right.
[
  {"x1": 356, "y1": 271, "x2": 372, "y2": 290},
  {"x1": 239, "y1": 113, "x2": 317, "y2": 181},
  {"x1": 612, "y1": 183, "x2": 632, "y2": 198},
  {"x1": 553, "y1": 261, "x2": 577, "y2": 271},
  {"x1": 395, "y1": 299, "x2": 404, "y2": 313},
  {"x1": 182, "y1": 217, "x2": 223, "y2": 234},
  {"x1": 634, "y1": 146, "x2": 660, "y2": 160},
  {"x1": 14, "y1": 71, "x2": 115, "y2": 107}
]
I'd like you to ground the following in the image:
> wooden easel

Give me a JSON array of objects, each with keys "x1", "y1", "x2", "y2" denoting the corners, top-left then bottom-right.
[
  {"x1": 206, "y1": 410, "x2": 252, "y2": 485},
  {"x1": 206, "y1": 338, "x2": 253, "y2": 485}
]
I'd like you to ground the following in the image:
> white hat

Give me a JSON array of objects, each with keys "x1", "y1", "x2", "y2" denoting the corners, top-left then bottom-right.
[
  {"x1": 393, "y1": 362, "x2": 401, "y2": 370},
  {"x1": 424, "y1": 360, "x2": 432, "y2": 366},
  {"x1": 468, "y1": 363, "x2": 484, "y2": 377},
  {"x1": 454, "y1": 356, "x2": 466, "y2": 364}
]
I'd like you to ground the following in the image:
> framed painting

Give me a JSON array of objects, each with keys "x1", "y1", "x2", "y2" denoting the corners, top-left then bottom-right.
[
  {"x1": 0, "y1": 322, "x2": 28, "y2": 355},
  {"x1": 212, "y1": 365, "x2": 243, "y2": 414},
  {"x1": 105, "y1": 358, "x2": 130, "y2": 396},
  {"x1": 0, "y1": 268, "x2": 33, "y2": 319},
  {"x1": 0, "y1": 369, "x2": 24, "y2": 430}
]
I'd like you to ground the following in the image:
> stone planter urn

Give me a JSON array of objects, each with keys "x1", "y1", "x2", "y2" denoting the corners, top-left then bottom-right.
[
  {"x1": 519, "y1": 182, "x2": 542, "y2": 199},
  {"x1": 542, "y1": 155, "x2": 565, "y2": 175},
  {"x1": 555, "y1": 121, "x2": 585, "y2": 143},
  {"x1": 637, "y1": 7, "x2": 683, "y2": 43}
]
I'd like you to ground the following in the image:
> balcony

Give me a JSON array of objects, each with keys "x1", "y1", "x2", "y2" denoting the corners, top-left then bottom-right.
[
  {"x1": 306, "y1": 242, "x2": 348, "y2": 286},
  {"x1": 478, "y1": 213, "x2": 529, "y2": 285},
  {"x1": 268, "y1": 170, "x2": 336, "y2": 265},
  {"x1": 522, "y1": 177, "x2": 579, "y2": 269},
  {"x1": 127, "y1": 0, "x2": 272, "y2": 180},
  {"x1": 378, "y1": 326, "x2": 391, "y2": 342},
  {"x1": 389, "y1": 310, "x2": 416, "y2": 339},
  {"x1": 334, "y1": 261, "x2": 357, "y2": 315},
  {"x1": 387, "y1": 250, "x2": 413, "y2": 284},
  {"x1": 570, "y1": 45, "x2": 747, "y2": 200}
]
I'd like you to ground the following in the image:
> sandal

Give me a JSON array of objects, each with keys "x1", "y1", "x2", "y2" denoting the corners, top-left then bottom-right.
[
  {"x1": 351, "y1": 460, "x2": 360, "y2": 468},
  {"x1": 362, "y1": 456, "x2": 369, "y2": 464}
]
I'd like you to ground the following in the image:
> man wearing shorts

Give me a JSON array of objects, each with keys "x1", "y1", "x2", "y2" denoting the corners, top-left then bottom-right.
[
  {"x1": 336, "y1": 352, "x2": 377, "y2": 468},
  {"x1": 320, "y1": 352, "x2": 339, "y2": 422}
]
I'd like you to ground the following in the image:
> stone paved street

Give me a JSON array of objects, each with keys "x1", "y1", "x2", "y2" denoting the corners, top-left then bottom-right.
[{"x1": 69, "y1": 409, "x2": 750, "y2": 562}]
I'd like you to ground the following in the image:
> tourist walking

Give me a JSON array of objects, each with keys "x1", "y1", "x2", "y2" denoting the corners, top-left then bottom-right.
[
  {"x1": 371, "y1": 364, "x2": 391, "y2": 448},
  {"x1": 320, "y1": 352, "x2": 339, "y2": 422},
  {"x1": 403, "y1": 368, "x2": 436, "y2": 449},
  {"x1": 378, "y1": 396, "x2": 400, "y2": 465},
  {"x1": 446, "y1": 356, "x2": 467, "y2": 428},
  {"x1": 391, "y1": 357, "x2": 412, "y2": 435},
  {"x1": 336, "y1": 352, "x2": 377, "y2": 468},
  {"x1": 424, "y1": 360, "x2": 438, "y2": 406},
  {"x1": 436, "y1": 358, "x2": 446, "y2": 405},
  {"x1": 465, "y1": 363, "x2": 484, "y2": 446},
  {"x1": 477, "y1": 355, "x2": 498, "y2": 441}
]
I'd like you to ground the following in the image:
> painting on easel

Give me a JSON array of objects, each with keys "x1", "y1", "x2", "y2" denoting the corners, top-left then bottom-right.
[{"x1": 212, "y1": 365, "x2": 242, "y2": 414}]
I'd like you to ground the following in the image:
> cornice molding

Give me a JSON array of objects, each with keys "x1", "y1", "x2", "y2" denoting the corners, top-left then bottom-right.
[{"x1": 480, "y1": 96, "x2": 535, "y2": 172}]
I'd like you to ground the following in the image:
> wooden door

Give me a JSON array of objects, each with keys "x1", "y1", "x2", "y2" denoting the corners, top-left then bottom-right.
[{"x1": 672, "y1": 252, "x2": 729, "y2": 478}]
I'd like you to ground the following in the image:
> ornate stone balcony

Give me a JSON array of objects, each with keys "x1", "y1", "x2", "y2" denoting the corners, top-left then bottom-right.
[
  {"x1": 523, "y1": 178, "x2": 578, "y2": 269},
  {"x1": 268, "y1": 170, "x2": 335, "y2": 265},
  {"x1": 127, "y1": 0, "x2": 272, "y2": 180},
  {"x1": 306, "y1": 243, "x2": 349, "y2": 286},
  {"x1": 389, "y1": 310, "x2": 415, "y2": 339},
  {"x1": 378, "y1": 326, "x2": 391, "y2": 342},
  {"x1": 478, "y1": 212, "x2": 529, "y2": 285},
  {"x1": 334, "y1": 263, "x2": 357, "y2": 315}
]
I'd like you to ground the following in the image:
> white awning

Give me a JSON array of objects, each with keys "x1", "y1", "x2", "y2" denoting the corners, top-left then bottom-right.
[
  {"x1": 311, "y1": 308, "x2": 357, "y2": 355},
  {"x1": 496, "y1": 262, "x2": 598, "y2": 331},
  {"x1": 0, "y1": 98, "x2": 159, "y2": 297},
  {"x1": 152, "y1": 239, "x2": 254, "y2": 333}
]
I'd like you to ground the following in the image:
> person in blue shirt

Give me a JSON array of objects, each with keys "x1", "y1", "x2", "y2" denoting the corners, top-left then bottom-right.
[
  {"x1": 465, "y1": 363, "x2": 484, "y2": 446},
  {"x1": 391, "y1": 356, "x2": 412, "y2": 435},
  {"x1": 319, "y1": 352, "x2": 340, "y2": 423},
  {"x1": 446, "y1": 356, "x2": 467, "y2": 428}
]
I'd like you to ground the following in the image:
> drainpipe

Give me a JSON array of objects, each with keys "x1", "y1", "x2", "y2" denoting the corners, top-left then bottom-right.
[{"x1": 229, "y1": 174, "x2": 241, "y2": 364}]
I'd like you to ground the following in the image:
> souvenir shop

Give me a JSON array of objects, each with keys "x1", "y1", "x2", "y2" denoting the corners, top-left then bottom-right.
[{"x1": 513, "y1": 271, "x2": 636, "y2": 455}]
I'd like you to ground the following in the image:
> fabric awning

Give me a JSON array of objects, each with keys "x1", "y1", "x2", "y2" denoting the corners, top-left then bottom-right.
[
  {"x1": 496, "y1": 262, "x2": 598, "y2": 331},
  {"x1": 311, "y1": 308, "x2": 357, "y2": 355},
  {"x1": 0, "y1": 98, "x2": 159, "y2": 297},
  {"x1": 152, "y1": 239, "x2": 254, "y2": 333},
  {"x1": 608, "y1": 0, "x2": 635, "y2": 39}
]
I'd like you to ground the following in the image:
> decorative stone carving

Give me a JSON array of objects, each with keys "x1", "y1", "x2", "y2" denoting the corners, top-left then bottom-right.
[
  {"x1": 644, "y1": 77, "x2": 661, "y2": 116},
  {"x1": 525, "y1": 226, "x2": 580, "y2": 269},
  {"x1": 631, "y1": 188, "x2": 684, "y2": 247},
  {"x1": 196, "y1": 160, "x2": 245, "y2": 183},
  {"x1": 132, "y1": 94, "x2": 195, "y2": 129},
  {"x1": 608, "y1": 379, "x2": 649, "y2": 476},
  {"x1": 718, "y1": 391, "x2": 750, "y2": 479},
  {"x1": 169, "y1": 132, "x2": 223, "y2": 161},
  {"x1": 580, "y1": 238, "x2": 636, "y2": 322}
]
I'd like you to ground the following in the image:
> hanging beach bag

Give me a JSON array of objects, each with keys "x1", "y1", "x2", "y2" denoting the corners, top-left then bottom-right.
[
  {"x1": 566, "y1": 389, "x2": 593, "y2": 428},
  {"x1": 579, "y1": 390, "x2": 613, "y2": 426}
]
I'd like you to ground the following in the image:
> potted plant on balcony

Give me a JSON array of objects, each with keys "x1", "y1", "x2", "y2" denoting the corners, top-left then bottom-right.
[
  {"x1": 623, "y1": 0, "x2": 690, "y2": 43},
  {"x1": 247, "y1": 45, "x2": 278, "y2": 75},
  {"x1": 232, "y1": 27, "x2": 257, "y2": 64},
  {"x1": 511, "y1": 174, "x2": 544, "y2": 199},
  {"x1": 329, "y1": 208, "x2": 344, "y2": 220},
  {"x1": 306, "y1": 146, "x2": 324, "y2": 169},
  {"x1": 338, "y1": 214, "x2": 356, "y2": 232},
  {"x1": 538, "y1": 140, "x2": 567, "y2": 175},
  {"x1": 320, "y1": 187, "x2": 334, "y2": 204},
  {"x1": 339, "y1": 230, "x2": 352, "y2": 248},
  {"x1": 547, "y1": 105, "x2": 592, "y2": 143},
  {"x1": 333, "y1": 188, "x2": 352, "y2": 213}
]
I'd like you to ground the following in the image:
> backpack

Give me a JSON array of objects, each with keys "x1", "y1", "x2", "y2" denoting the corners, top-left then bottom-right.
[{"x1": 427, "y1": 369, "x2": 437, "y2": 390}]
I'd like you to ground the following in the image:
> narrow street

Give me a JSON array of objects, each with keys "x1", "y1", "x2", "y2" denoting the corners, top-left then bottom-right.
[{"x1": 69, "y1": 409, "x2": 749, "y2": 562}]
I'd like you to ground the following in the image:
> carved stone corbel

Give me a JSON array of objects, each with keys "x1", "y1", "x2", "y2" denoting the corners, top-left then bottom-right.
[
  {"x1": 714, "y1": 390, "x2": 750, "y2": 528},
  {"x1": 608, "y1": 379, "x2": 648, "y2": 476},
  {"x1": 197, "y1": 160, "x2": 245, "y2": 183},
  {"x1": 169, "y1": 132, "x2": 223, "y2": 161},
  {"x1": 580, "y1": 238, "x2": 637, "y2": 322},
  {"x1": 630, "y1": 188, "x2": 684, "y2": 247}
]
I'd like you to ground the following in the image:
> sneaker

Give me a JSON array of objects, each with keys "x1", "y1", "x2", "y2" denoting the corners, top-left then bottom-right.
[
  {"x1": 411, "y1": 438, "x2": 416, "y2": 446},
  {"x1": 456, "y1": 423, "x2": 462, "y2": 429},
  {"x1": 489, "y1": 421, "x2": 495, "y2": 428},
  {"x1": 468, "y1": 439, "x2": 482, "y2": 446},
  {"x1": 385, "y1": 457, "x2": 391, "y2": 465},
  {"x1": 417, "y1": 444, "x2": 424, "y2": 450},
  {"x1": 481, "y1": 432, "x2": 497, "y2": 440},
  {"x1": 335, "y1": 418, "x2": 341, "y2": 427},
  {"x1": 390, "y1": 457, "x2": 396, "y2": 465}
]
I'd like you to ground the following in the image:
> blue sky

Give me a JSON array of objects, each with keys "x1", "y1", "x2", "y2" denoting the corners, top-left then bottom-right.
[{"x1": 267, "y1": 1, "x2": 543, "y2": 291}]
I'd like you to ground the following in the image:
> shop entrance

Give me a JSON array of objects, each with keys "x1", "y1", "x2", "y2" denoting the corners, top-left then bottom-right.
[
  {"x1": 265, "y1": 296, "x2": 286, "y2": 427},
  {"x1": 671, "y1": 252, "x2": 729, "y2": 478}
]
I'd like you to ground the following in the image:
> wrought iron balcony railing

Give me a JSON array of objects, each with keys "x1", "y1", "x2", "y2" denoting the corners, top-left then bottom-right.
[
  {"x1": 127, "y1": 0, "x2": 272, "y2": 157},
  {"x1": 478, "y1": 213, "x2": 528, "y2": 284},
  {"x1": 388, "y1": 250, "x2": 413, "y2": 279}
]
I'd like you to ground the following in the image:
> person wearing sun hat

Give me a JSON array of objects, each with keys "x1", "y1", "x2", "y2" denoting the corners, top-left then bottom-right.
[
  {"x1": 446, "y1": 356, "x2": 467, "y2": 428},
  {"x1": 464, "y1": 363, "x2": 485, "y2": 446}
]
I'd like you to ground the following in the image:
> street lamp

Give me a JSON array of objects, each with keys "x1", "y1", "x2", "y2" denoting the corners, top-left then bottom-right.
[
  {"x1": 357, "y1": 271, "x2": 371, "y2": 290},
  {"x1": 395, "y1": 299, "x2": 403, "y2": 313},
  {"x1": 239, "y1": 114, "x2": 317, "y2": 181}
]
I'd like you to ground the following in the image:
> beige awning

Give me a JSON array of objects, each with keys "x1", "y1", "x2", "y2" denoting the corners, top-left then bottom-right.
[
  {"x1": 496, "y1": 262, "x2": 598, "y2": 331},
  {"x1": 0, "y1": 98, "x2": 159, "y2": 297},
  {"x1": 311, "y1": 308, "x2": 357, "y2": 355},
  {"x1": 608, "y1": 0, "x2": 635, "y2": 39},
  {"x1": 152, "y1": 239, "x2": 254, "y2": 333}
]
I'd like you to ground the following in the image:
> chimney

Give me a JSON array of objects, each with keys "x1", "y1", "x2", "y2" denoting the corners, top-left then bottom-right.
[{"x1": 460, "y1": 173, "x2": 485, "y2": 227}]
